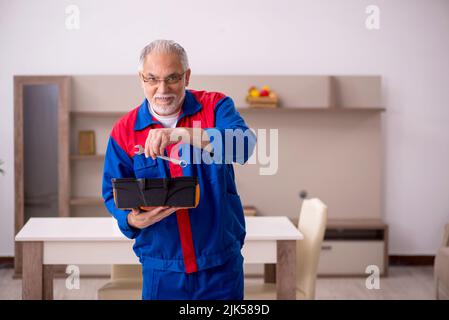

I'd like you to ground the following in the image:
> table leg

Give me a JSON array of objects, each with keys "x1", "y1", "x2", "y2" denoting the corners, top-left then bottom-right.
[
  {"x1": 264, "y1": 264, "x2": 276, "y2": 283},
  {"x1": 22, "y1": 242, "x2": 43, "y2": 300},
  {"x1": 43, "y1": 265, "x2": 54, "y2": 300},
  {"x1": 276, "y1": 240, "x2": 296, "y2": 300}
]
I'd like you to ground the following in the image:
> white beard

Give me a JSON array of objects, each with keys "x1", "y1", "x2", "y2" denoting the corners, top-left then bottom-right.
[{"x1": 151, "y1": 92, "x2": 185, "y2": 116}]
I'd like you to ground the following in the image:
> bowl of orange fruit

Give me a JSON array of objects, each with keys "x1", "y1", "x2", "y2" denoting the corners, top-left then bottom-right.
[{"x1": 246, "y1": 85, "x2": 278, "y2": 108}]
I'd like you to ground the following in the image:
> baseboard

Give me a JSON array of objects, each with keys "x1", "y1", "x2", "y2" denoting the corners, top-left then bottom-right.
[
  {"x1": 389, "y1": 255, "x2": 435, "y2": 266},
  {"x1": 0, "y1": 257, "x2": 14, "y2": 267},
  {"x1": 1, "y1": 255, "x2": 436, "y2": 271}
]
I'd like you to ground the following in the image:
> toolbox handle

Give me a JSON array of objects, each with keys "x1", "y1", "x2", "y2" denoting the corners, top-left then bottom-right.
[
  {"x1": 137, "y1": 179, "x2": 149, "y2": 207},
  {"x1": 139, "y1": 178, "x2": 171, "y2": 206}
]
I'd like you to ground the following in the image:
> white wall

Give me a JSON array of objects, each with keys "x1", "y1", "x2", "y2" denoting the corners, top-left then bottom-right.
[{"x1": 1, "y1": 0, "x2": 448, "y2": 256}]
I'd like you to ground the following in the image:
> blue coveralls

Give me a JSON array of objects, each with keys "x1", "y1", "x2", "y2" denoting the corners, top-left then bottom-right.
[{"x1": 102, "y1": 90, "x2": 256, "y2": 299}]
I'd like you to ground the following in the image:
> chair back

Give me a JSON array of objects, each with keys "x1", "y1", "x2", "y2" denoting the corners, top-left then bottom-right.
[
  {"x1": 296, "y1": 198, "x2": 328, "y2": 299},
  {"x1": 442, "y1": 224, "x2": 449, "y2": 247}
]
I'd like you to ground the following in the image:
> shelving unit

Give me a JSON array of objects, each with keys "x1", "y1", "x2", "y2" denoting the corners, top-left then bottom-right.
[
  {"x1": 67, "y1": 106, "x2": 386, "y2": 215},
  {"x1": 14, "y1": 74, "x2": 386, "y2": 277},
  {"x1": 66, "y1": 75, "x2": 386, "y2": 221},
  {"x1": 69, "y1": 109, "x2": 124, "y2": 213},
  {"x1": 69, "y1": 111, "x2": 115, "y2": 217}
]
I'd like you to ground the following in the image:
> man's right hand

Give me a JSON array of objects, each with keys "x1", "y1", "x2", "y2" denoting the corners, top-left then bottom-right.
[{"x1": 127, "y1": 206, "x2": 181, "y2": 229}]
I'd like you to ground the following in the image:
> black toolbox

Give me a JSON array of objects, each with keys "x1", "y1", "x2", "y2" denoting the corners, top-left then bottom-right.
[{"x1": 112, "y1": 176, "x2": 200, "y2": 209}]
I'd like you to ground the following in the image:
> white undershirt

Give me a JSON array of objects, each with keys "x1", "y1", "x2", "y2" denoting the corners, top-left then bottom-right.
[{"x1": 148, "y1": 104, "x2": 180, "y2": 128}]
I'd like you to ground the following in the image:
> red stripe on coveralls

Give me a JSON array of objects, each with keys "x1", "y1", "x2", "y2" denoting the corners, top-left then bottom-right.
[{"x1": 166, "y1": 142, "x2": 198, "y2": 274}]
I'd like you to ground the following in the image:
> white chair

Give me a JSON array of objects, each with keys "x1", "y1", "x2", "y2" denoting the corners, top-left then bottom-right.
[
  {"x1": 245, "y1": 198, "x2": 328, "y2": 300},
  {"x1": 97, "y1": 264, "x2": 142, "y2": 300}
]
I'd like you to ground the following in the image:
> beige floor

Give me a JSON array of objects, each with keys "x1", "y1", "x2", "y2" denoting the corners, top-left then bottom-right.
[{"x1": 0, "y1": 266, "x2": 436, "y2": 300}]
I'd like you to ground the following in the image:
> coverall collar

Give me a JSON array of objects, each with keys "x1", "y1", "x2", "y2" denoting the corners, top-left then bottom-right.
[{"x1": 134, "y1": 90, "x2": 202, "y2": 131}]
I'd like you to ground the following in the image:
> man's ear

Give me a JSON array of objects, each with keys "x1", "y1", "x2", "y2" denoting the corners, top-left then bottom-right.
[
  {"x1": 138, "y1": 72, "x2": 144, "y2": 89},
  {"x1": 185, "y1": 69, "x2": 191, "y2": 87}
]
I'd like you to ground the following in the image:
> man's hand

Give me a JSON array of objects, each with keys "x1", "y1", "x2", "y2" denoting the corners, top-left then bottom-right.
[
  {"x1": 127, "y1": 206, "x2": 181, "y2": 229},
  {"x1": 145, "y1": 128, "x2": 187, "y2": 159},
  {"x1": 144, "y1": 127, "x2": 212, "y2": 159}
]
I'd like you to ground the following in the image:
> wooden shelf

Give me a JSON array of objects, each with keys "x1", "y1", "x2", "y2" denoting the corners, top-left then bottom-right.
[
  {"x1": 237, "y1": 107, "x2": 385, "y2": 112},
  {"x1": 70, "y1": 154, "x2": 105, "y2": 161},
  {"x1": 70, "y1": 107, "x2": 385, "y2": 117},
  {"x1": 70, "y1": 197, "x2": 103, "y2": 206},
  {"x1": 290, "y1": 217, "x2": 387, "y2": 230},
  {"x1": 243, "y1": 205, "x2": 257, "y2": 216},
  {"x1": 70, "y1": 111, "x2": 126, "y2": 117},
  {"x1": 326, "y1": 218, "x2": 387, "y2": 230}
]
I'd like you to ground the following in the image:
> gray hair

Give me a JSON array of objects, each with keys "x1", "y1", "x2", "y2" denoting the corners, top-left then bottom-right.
[{"x1": 138, "y1": 39, "x2": 189, "y2": 71}]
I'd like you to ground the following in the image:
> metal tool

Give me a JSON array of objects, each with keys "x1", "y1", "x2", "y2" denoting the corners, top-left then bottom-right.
[{"x1": 134, "y1": 145, "x2": 187, "y2": 168}]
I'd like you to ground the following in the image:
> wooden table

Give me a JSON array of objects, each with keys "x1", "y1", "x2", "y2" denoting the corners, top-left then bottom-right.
[{"x1": 15, "y1": 216, "x2": 303, "y2": 300}]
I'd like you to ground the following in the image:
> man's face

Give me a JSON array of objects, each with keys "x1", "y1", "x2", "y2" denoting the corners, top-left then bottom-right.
[{"x1": 139, "y1": 52, "x2": 191, "y2": 116}]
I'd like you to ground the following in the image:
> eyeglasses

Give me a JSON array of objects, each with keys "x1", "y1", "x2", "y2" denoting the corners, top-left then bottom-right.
[{"x1": 141, "y1": 71, "x2": 186, "y2": 86}]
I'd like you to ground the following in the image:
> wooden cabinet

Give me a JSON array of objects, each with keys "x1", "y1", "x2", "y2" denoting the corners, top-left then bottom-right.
[
  {"x1": 318, "y1": 219, "x2": 389, "y2": 276},
  {"x1": 319, "y1": 241, "x2": 385, "y2": 275}
]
